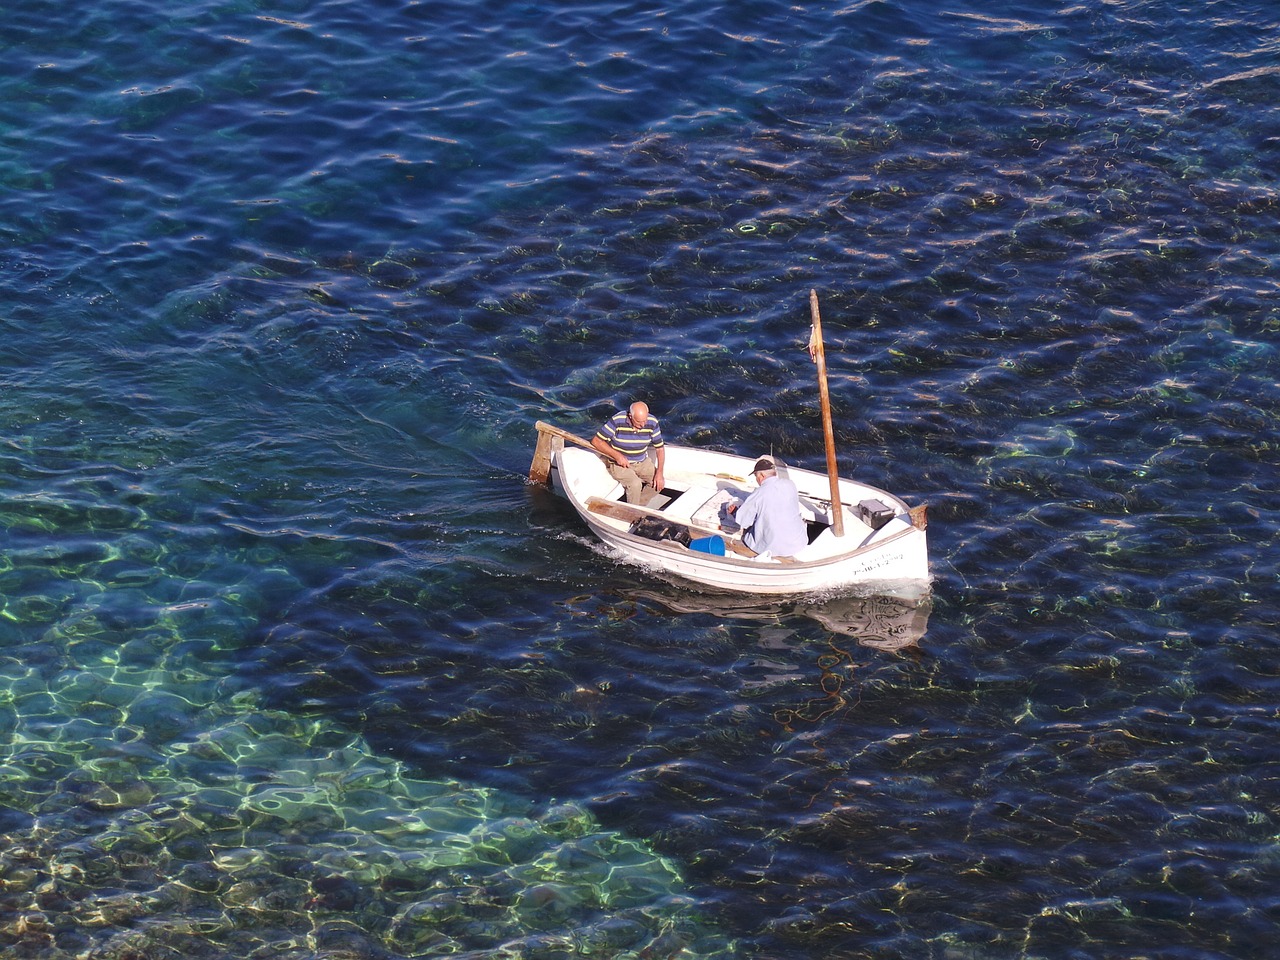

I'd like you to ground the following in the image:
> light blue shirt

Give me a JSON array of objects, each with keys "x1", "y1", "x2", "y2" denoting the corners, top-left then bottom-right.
[{"x1": 736, "y1": 475, "x2": 808, "y2": 557}]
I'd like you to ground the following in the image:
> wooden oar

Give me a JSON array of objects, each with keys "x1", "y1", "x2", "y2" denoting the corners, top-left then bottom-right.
[{"x1": 529, "y1": 420, "x2": 597, "y2": 484}]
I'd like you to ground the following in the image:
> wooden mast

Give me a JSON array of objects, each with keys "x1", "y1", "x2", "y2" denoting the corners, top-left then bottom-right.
[{"x1": 808, "y1": 289, "x2": 846, "y2": 537}]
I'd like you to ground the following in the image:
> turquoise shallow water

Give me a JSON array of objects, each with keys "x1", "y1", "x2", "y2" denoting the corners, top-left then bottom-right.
[{"x1": 2, "y1": 0, "x2": 1278, "y2": 957}]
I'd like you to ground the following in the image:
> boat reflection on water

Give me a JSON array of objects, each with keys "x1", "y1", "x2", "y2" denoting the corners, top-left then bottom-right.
[
  {"x1": 620, "y1": 581, "x2": 933, "y2": 652},
  {"x1": 796, "y1": 590, "x2": 932, "y2": 651}
]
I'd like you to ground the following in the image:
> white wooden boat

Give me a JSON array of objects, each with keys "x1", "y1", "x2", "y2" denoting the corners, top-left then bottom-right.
[
  {"x1": 529, "y1": 292, "x2": 930, "y2": 597},
  {"x1": 529, "y1": 422, "x2": 929, "y2": 596}
]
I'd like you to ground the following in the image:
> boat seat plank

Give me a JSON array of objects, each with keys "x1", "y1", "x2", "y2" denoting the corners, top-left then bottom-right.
[{"x1": 586, "y1": 496, "x2": 721, "y2": 540}]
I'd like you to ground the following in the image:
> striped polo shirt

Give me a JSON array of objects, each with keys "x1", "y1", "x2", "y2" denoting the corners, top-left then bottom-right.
[{"x1": 595, "y1": 411, "x2": 664, "y2": 463}]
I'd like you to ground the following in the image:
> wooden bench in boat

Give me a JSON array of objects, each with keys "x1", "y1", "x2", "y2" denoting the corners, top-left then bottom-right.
[
  {"x1": 584, "y1": 496, "x2": 760, "y2": 558},
  {"x1": 583, "y1": 496, "x2": 806, "y2": 561}
]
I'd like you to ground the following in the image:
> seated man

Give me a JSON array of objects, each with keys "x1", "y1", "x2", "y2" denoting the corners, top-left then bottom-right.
[
  {"x1": 591, "y1": 401, "x2": 666, "y2": 504},
  {"x1": 727, "y1": 458, "x2": 808, "y2": 558}
]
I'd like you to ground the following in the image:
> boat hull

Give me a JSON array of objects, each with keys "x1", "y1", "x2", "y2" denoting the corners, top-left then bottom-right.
[{"x1": 542, "y1": 437, "x2": 929, "y2": 597}]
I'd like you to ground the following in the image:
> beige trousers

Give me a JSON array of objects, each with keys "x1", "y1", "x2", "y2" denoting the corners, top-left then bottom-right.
[{"x1": 607, "y1": 456, "x2": 657, "y2": 504}]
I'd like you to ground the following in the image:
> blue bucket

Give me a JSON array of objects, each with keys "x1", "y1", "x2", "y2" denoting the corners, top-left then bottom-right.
[{"x1": 689, "y1": 535, "x2": 726, "y2": 556}]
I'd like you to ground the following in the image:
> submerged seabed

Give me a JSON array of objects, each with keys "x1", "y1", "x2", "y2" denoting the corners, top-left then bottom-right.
[
  {"x1": 0, "y1": 509, "x2": 728, "y2": 958},
  {"x1": 3, "y1": 0, "x2": 1280, "y2": 957}
]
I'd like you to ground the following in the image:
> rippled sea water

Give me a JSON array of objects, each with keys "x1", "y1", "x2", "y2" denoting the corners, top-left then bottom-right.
[{"x1": 2, "y1": 0, "x2": 1277, "y2": 957}]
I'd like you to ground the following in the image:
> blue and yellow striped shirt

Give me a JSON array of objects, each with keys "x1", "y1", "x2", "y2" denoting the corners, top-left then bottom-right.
[{"x1": 595, "y1": 411, "x2": 664, "y2": 463}]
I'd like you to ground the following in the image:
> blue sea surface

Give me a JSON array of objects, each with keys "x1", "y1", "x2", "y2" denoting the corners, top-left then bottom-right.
[{"x1": 2, "y1": 0, "x2": 1277, "y2": 957}]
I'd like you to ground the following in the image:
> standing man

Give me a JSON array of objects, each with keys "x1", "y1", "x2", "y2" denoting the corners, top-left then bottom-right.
[
  {"x1": 727, "y1": 458, "x2": 808, "y2": 558},
  {"x1": 592, "y1": 401, "x2": 666, "y2": 504}
]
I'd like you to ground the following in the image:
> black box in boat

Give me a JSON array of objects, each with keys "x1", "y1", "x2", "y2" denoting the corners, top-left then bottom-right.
[
  {"x1": 628, "y1": 515, "x2": 692, "y2": 546},
  {"x1": 857, "y1": 498, "x2": 894, "y2": 530}
]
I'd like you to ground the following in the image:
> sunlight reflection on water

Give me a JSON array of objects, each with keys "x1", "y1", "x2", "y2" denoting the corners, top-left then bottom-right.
[{"x1": 2, "y1": 0, "x2": 1278, "y2": 955}]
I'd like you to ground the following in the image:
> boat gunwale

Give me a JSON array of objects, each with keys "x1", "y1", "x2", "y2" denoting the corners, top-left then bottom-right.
[{"x1": 580, "y1": 510, "x2": 926, "y2": 573}]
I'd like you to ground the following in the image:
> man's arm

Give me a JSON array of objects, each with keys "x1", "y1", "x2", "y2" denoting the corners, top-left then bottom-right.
[
  {"x1": 592, "y1": 433, "x2": 628, "y2": 466},
  {"x1": 652, "y1": 444, "x2": 665, "y2": 491}
]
